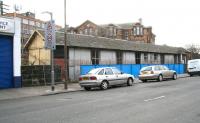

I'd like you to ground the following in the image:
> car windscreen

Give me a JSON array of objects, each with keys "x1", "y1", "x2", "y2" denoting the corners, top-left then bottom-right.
[{"x1": 88, "y1": 68, "x2": 101, "y2": 74}]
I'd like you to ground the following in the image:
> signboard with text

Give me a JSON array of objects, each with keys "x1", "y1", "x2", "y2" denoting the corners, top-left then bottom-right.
[
  {"x1": 0, "y1": 17, "x2": 14, "y2": 33},
  {"x1": 44, "y1": 20, "x2": 56, "y2": 49}
]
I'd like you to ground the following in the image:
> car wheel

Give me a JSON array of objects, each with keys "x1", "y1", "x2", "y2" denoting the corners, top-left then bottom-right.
[
  {"x1": 158, "y1": 75, "x2": 163, "y2": 82},
  {"x1": 127, "y1": 78, "x2": 133, "y2": 86},
  {"x1": 173, "y1": 73, "x2": 177, "y2": 80},
  {"x1": 100, "y1": 81, "x2": 108, "y2": 90},
  {"x1": 84, "y1": 87, "x2": 91, "y2": 91}
]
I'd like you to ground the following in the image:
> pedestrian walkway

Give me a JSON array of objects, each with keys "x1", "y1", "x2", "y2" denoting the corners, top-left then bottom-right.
[
  {"x1": 0, "y1": 83, "x2": 83, "y2": 101},
  {"x1": 0, "y1": 74, "x2": 189, "y2": 101}
]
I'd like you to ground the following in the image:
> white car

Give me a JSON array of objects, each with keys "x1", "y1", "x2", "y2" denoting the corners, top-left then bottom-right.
[{"x1": 79, "y1": 67, "x2": 135, "y2": 90}]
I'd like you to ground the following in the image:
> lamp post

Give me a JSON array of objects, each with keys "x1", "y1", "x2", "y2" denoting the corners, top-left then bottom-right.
[
  {"x1": 42, "y1": 11, "x2": 55, "y2": 91},
  {"x1": 64, "y1": 0, "x2": 69, "y2": 89}
]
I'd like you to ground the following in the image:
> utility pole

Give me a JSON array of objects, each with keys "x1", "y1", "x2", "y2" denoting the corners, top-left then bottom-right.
[
  {"x1": 0, "y1": 1, "x2": 9, "y2": 15},
  {"x1": 0, "y1": 1, "x2": 3, "y2": 15},
  {"x1": 64, "y1": 0, "x2": 69, "y2": 89}
]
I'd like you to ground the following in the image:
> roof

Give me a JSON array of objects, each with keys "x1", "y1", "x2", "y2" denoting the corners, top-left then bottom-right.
[
  {"x1": 25, "y1": 30, "x2": 188, "y2": 54},
  {"x1": 100, "y1": 22, "x2": 151, "y2": 29}
]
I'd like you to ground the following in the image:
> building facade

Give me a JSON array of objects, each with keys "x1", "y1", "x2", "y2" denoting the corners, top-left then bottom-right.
[
  {"x1": 68, "y1": 20, "x2": 155, "y2": 44},
  {"x1": 25, "y1": 30, "x2": 188, "y2": 81},
  {"x1": 4, "y1": 12, "x2": 62, "y2": 46},
  {"x1": 0, "y1": 16, "x2": 21, "y2": 88}
]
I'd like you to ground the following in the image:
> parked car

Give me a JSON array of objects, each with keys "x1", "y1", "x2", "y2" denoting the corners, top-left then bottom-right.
[
  {"x1": 187, "y1": 59, "x2": 200, "y2": 76},
  {"x1": 139, "y1": 65, "x2": 177, "y2": 82},
  {"x1": 79, "y1": 67, "x2": 135, "y2": 90}
]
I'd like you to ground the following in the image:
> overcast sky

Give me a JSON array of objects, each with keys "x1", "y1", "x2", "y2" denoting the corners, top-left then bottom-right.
[{"x1": 4, "y1": 0, "x2": 200, "y2": 47}]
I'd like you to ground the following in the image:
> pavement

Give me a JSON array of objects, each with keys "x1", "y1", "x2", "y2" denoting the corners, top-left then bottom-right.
[{"x1": 0, "y1": 74, "x2": 189, "y2": 101}]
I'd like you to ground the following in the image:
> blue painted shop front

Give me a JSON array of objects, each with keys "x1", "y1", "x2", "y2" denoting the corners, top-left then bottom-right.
[{"x1": 80, "y1": 64, "x2": 185, "y2": 77}]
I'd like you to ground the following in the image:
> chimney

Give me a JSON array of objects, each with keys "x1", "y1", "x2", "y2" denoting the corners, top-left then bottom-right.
[{"x1": 139, "y1": 18, "x2": 142, "y2": 25}]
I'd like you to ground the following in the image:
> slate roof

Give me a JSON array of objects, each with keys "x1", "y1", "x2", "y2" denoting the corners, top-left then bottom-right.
[
  {"x1": 27, "y1": 30, "x2": 188, "y2": 54},
  {"x1": 100, "y1": 23, "x2": 151, "y2": 29}
]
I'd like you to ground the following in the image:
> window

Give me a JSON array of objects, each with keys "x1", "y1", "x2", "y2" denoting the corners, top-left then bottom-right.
[
  {"x1": 91, "y1": 49, "x2": 100, "y2": 65},
  {"x1": 116, "y1": 51, "x2": 123, "y2": 64},
  {"x1": 89, "y1": 28, "x2": 93, "y2": 35},
  {"x1": 133, "y1": 26, "x2": 143, "y2": 36},
  {"x1": 135, "y1": 52, "x2": 141, "y2": 64},
  {"x1": 161, "y1": 54, "x2": 165, "y2": 64},
  {"x1": 84, "y1": 28, "x2": 88, "y2": 34},
  {"x1": 136, "y1": 27, "x2": 140, "y2": 35},
  {"x1": 98, "y1": 69, "x2": 104, "y2": 75},
  {"x1": 29, "y1": 20, "x2": 35, "y2": 26},
  {"x1": 23, "y1": 19, "x2": 28, "y2": 24},
  {"x1": 109, "y1": 27, "x2": 113, "y2": 36},
  {"x1": 154, "y1": 66, "x2": 160, "y2": 71},
  {"x1": 36, "y1": 22, "x2": 41, "y2": 27},
  {"x1": 154, "y1": 54, "x2": 158, "y2": 61},
  {"x1": 133, "y1": 27, "x2": 137, "y2": 35},
  {"x1": 105, "y1": 68, "x2": 113, "y2": 75},
  {"x1": 140, "y1": 27, "x2": 143, "y2": 35},
  {"x1": 112, "y1": 68, "x2": 122, "y2": 74},
  {"x1": 125, "y1": 31, "x2": 129, "y2": 40},
  {"x1": 144, "y1": 53, "x2": 148, "y2": 61}
]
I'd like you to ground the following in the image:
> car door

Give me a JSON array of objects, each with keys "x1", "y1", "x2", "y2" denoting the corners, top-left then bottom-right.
[
  {"x1": 162, "y1": 66, "x2": 172, "y2": 78},
  {"x1": 112, "y1": 68, "x2": 127, "y2": 85},
  {"x1": 104, "y1": 68, "x2": 118, "y2": 86}
]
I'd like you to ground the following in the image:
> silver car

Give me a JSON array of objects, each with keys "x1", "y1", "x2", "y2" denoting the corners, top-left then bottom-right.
[
  {"x1": 139, "y1": 65, "x2": 177, "y2": 82},
  {"x1": 79, "y1": 67, "x2": 135, "y2": 90}
]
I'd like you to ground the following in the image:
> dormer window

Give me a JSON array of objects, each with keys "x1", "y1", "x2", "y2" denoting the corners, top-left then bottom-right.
[{"x1": 133, "y1": 26, "x2": 143, "y2": 36}]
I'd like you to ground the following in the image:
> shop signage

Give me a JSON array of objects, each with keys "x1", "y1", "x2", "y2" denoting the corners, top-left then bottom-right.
[{"x1": 0, "y1": 17, "x2": 14, "y2": 33}]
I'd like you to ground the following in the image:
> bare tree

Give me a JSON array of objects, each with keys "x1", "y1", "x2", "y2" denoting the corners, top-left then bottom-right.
[{"x1": 185, "y1": 44, "x2": 200, "y2": 59}]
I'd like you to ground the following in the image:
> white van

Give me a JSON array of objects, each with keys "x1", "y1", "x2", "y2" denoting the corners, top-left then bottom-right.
[{"x1": 187, "y1": 59, "x2": 200, "y2": 76}]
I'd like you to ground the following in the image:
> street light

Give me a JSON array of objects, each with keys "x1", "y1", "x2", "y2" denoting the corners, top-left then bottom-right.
[{"x1": 42, "y1": 11, "x2": 55, "y2": 91}]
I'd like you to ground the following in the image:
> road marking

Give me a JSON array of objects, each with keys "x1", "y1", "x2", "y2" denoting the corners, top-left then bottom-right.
[
  {"x1": 144, "y1": 96, "x2": 165, "y2": 102},
  {"x1": 56, "y1": 98, "x2": 72, "y2": 101}
]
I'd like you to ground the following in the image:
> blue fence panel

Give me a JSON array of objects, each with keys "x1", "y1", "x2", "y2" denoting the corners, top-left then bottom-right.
[
  {"x1": 80, "y1": 64, "x2": 185, "y2": 77},
  {"x1": 131, "y1": 64, "x2": 141, "y2": 77},
  {"x1": 121, "y1": 64, "x2": 132, "y2": 74},
  {"x1": 80, "y1": 65, "x2": 95, "y2": 75}
]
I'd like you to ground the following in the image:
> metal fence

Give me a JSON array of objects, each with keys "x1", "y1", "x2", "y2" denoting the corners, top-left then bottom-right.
[{"x1": 80, "y1": 64, "x2": 185, "y2": 77}]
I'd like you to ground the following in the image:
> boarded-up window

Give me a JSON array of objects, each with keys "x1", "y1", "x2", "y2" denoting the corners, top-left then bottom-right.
[
  {"x1": 116, "y1": 51, "x2": 123, "y2": 64},
  {"x1": 91, "y1": 49, "x2": 100, "y2": 65},
  {"x1": 144, "y1": 53, "x2": 148, "y2": 62}
]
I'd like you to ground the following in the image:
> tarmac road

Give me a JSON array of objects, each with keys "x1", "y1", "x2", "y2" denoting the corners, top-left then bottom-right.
[{"x1": 0, "y1": 76, "x2": 200, "y2": 123}]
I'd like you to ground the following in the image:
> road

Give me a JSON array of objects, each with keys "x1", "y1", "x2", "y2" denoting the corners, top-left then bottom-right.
[{"x1": 0, "y1": 77, "x2": 200, "y2": 123}]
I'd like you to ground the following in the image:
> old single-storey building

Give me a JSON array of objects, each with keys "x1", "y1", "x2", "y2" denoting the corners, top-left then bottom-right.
[
  {"x1": 0, "y1": 16, "x2": 21, "y2": 88},
  {"x1": 24, "y1": 30, "x2": 189, "y2": 80}
]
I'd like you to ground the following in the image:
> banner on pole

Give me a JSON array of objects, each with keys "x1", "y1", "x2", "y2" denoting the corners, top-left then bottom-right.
[{"x1": 44, "y1": 20, "x2": 56, "y2": 50}]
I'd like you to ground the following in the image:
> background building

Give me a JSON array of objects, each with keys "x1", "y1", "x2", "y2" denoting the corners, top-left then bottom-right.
[
  {"x1": 4, "y1": 12, "x2": 62, "y2": 46},
  {"x1": 68, "y1": 20, "x2": 155, "y2": 44},
  {"x1": 24, "y1": 30, "x2": 188, "y2": 81}
]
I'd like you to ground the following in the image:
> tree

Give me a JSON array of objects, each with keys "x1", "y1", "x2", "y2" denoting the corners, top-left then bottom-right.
[{"x1": 185, "y1": 44, "x2": 200, "y2": 59}]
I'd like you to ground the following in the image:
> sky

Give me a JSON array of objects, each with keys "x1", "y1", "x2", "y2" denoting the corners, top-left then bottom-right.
[{"x1": 4, "y1": 0, "x2": 200, "y2": 47}]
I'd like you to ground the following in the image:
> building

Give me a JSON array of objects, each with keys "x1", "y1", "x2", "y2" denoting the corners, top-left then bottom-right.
[
  {"x1": 24, "y1": 30, "x2": 189, "y2": 81},
  {"x1": 4, "y1": 12, "x2": 62, "y2": 45},
  {"x1": 68, "y1": 20, "x2": 155, "y2": 44},
  {"x1": 0, "y1": 16, "x2": 21, "y2": 89}
]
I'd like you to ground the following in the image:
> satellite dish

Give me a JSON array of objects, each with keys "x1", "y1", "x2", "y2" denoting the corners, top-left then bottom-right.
[{"x1": 14, "y1": 4, "x2": 22, "y2": 11}]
